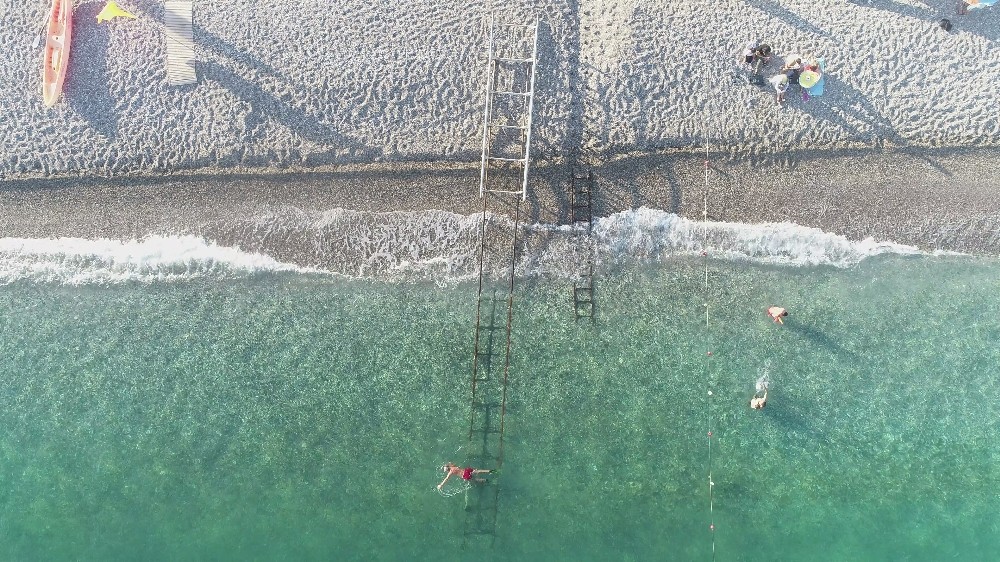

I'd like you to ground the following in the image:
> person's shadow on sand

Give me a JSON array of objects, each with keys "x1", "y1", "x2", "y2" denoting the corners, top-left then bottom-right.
[
  {"x1": 954, "y1": 6, "x2": 1000, "y2": 42},
  {"x1": 203, "y1": 61, "x2": 375, "y2": 161},
  {"x1": 743, "y1": 0, "x2": 835, "y2": 39},
  {"x1": 845, "y1": 0, "x2": 931, "y2": 21},
  {"x1": 64, "y1": 2, "x2": 119, "y2": 140},
  {"x1": 850, "y1": 0, "x2": 1000, "y2": 42},
  {"x1": 806, "y1": 74, "x2": 907, "y2": 148}
]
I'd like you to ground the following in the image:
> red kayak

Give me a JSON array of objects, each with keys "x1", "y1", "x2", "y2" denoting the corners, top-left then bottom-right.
[{"x1": 42, "y1": 0, "x2": 73, "y2": 107}]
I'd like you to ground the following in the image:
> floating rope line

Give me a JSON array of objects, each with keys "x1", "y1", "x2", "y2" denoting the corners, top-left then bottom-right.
[{"x1": 702, "y1": 120, "x2": 717, "y2": 562}]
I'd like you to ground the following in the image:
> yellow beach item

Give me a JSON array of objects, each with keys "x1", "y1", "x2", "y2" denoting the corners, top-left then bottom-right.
[
  {"x1": 799, "y1": 70, "x2": 821, "y2": 89},
  {"x1": 97, "y1": 1, "x2": 137, "y2": 23}
]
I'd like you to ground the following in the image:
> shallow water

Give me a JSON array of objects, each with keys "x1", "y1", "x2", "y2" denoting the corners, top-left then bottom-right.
[{"x1": 1, "y1": 254, "x2": 998, "y2": 560}]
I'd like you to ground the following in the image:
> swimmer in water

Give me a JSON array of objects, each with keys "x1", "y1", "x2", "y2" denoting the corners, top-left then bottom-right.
[
  {"x1": 751, "y1": 387, "x2": 768, "y2": 410},
  {"x1": 438, "y1": 463, "x2": 493, "y2": 490},
  {"x1": 767, "y1": 306, "x2": 788, "y2": 324}
]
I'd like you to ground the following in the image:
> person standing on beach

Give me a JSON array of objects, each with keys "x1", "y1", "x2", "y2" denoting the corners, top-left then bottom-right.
[
  {"x1": 782, "y1": 57, "x2": 803, "y2": 83},
  {"x1": 768, "y1": 74, "x2": 789, "y2": 105},
  {"x1": 438, "y1": 463, "x2": 492, "y2": 490},
  {"x1": 767, "y1": 306, "x2": 788, "y2": 324}
]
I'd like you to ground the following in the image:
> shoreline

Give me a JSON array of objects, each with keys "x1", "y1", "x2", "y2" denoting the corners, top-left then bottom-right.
[{"x1": 3, "y1": 145, "x2": 1000, "y2": 260}]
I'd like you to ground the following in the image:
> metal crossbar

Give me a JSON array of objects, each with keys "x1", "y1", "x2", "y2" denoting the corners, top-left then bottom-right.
[
  {"x1": 484, "y1": 188, "x2": 526, "y2": 195},
  {"x1": 479, "y1": 15, "x2": 540, "y2": 201}
]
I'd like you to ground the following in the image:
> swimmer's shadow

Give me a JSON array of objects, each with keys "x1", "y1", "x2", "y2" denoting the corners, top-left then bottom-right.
[
  {"x1": 788, "y1": 323, "x2": 862, "y2": 364},
  {"x1": 768, "y1": 403, "x2": 825, "y2": 445}
]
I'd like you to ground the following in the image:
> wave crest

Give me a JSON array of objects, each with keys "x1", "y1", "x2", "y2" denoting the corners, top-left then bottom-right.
[
  {"x1": 0, "y1": 207, "x2": 935, "y2": 285},
  {"x1": 0, "y1": 236, "x2": 317, "y2": 285},
  {"x1": 591, "y1": 207, "x2": 923, "y2": 267}
]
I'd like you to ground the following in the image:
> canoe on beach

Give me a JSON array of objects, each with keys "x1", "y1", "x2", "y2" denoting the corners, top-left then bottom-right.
[{"x1": 41, "y1": 0, "x2": 73, "y2": 107}]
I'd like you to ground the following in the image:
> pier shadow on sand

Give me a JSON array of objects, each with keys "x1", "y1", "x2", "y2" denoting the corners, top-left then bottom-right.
[
  {"x1": 529, "y1": 18, "x2": 575, "y2": 224},
  {"x1": 65, "y1": 2, "x2": 119, "y2": 140}
]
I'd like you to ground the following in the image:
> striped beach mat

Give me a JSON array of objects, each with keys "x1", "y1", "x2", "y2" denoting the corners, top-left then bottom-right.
[{"x1": 163, "y1": 0, "x2": 196, "y2": 86}]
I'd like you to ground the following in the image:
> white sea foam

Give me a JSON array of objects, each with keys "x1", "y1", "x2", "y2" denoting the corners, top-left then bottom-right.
[
  {"x1": 589, "y1": 207, "x2": 925, "y2": 268},
  {"x1": 0, "y1": 236, "x2": 319, "y2": 285},
  {"x1": 234, "y1": 207, "x2": 490, "y2": 281},
  {"x1": 0, "y1": 208, "x2": 942, "y2": 285}
]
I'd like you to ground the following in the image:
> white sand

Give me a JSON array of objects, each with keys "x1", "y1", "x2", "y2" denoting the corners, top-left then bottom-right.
[{"x1": 1, "y1": 0, "x2": 998, "y2": 178}]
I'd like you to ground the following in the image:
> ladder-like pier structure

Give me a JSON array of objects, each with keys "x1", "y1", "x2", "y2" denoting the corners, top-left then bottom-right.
[
  {"x1": 463, "y1": 14, "x2": 539, "y2": 547},
  {"x1": 479, "y1": 17, "x2": 540, "y2": 201},
  {"x1": 464, "y1": 196, "x2": 520, "y2": 546},
  {"x1": 570, "y1": 169, "x2": 595, "y2": 321}
]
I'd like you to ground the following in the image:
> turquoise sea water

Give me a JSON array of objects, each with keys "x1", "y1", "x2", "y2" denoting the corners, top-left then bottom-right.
[{"x1": 1, "y1": 254, "x2": 999, "y2": 560}]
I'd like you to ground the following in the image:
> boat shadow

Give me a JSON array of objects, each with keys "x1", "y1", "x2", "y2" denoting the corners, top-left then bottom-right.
[{"x1": 65, "y1": 2, "x2": 119, "y2": 140}]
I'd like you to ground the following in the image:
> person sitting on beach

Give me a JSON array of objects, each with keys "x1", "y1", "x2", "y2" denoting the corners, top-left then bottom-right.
[
  {"x1": 768, "y1": 74, "x2": 789, "y2": 105},
  {"x1": 750, "y1": 387, "x2": 768, "y2": 410},
  {"x1": 754, "y1": 44, "x2": 772, "y2": 62},
  {"x1": 767, "y1": 306, "x2": 788, "y2": 324},
  {"x1": 961, "y1": 0, "x2": 998, "y2": 13},
  {"x1": 782, "y1": 57, "x2": 803, "y2": 82},
  {"x1": 741, "y1": 42, "x2": 772, "y2": 72},
  {"x1": 438, "y1": 463, "x2": 492, "y2": 490}
]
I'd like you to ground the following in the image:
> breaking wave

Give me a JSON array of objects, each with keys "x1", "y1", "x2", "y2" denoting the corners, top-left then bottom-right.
[
  {"x1": 0, "y1": 236, "x2": 320, "y2": 285},
  {"x1": 0, "y1": 207, "x2": 947, "y2": 285}
]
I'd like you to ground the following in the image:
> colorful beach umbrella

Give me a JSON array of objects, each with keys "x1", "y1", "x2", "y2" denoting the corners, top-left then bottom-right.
[
  {"x1": 799, "y1": 70, "x2": 821, "y2": 89},
  {"x1": 96, "y1": 1, "x2": 137, "y2": 23}
]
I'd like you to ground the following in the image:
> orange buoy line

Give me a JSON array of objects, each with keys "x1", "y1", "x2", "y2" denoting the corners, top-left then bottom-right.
[{"x1": 41, "y1": 0, "x2": 73, "y2": 107}]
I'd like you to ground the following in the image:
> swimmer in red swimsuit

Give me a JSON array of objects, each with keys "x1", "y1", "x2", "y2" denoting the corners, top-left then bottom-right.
[{"x1": 438, "y1": 463, "x2": 493, "y2": 490}]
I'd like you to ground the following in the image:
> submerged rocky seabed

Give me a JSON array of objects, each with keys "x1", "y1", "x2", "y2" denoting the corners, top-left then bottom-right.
[{"x1": 0, "y1": 233, "x2": 998, "y2": 559}]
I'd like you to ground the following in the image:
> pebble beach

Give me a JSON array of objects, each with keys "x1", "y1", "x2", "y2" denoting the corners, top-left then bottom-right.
[{"x1": 2, "y1": 0, "x2": 1000, "y2": 250}]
